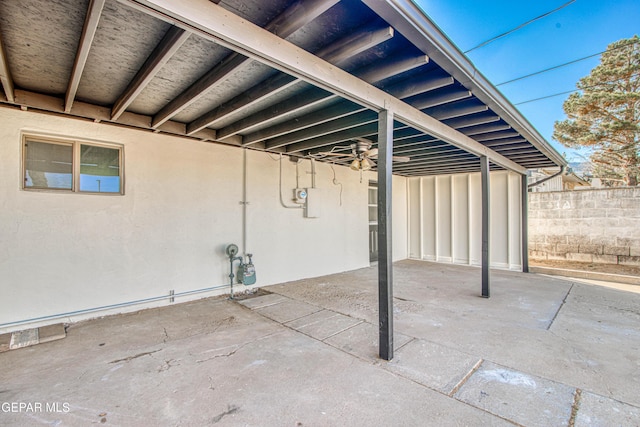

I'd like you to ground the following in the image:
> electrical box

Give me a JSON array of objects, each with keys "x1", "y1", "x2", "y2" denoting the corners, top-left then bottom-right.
[
  {"x1": 293, "y1": 188, "x2": 307, "y2": 204},
  {"x1": 304, "y1": 188, "x2": 320, "y2": 218}
]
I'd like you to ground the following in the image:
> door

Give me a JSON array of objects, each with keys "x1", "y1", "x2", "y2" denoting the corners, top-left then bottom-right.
[{"x1": 368, "y1": 180, "x2": 378, "y2": 262}]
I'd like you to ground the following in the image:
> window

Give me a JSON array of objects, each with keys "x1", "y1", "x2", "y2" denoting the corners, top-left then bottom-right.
[{"x1": 23, "y1": 135, "x2": 123, "y2": 194}]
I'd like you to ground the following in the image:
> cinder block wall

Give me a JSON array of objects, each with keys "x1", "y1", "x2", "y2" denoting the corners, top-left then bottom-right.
[{"x1": 528, "y1": 188, "x2": 640, "y2": 266}]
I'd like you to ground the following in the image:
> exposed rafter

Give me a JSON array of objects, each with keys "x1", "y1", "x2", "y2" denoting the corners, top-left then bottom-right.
[
  {"x1": 287, "y1": 122, "x2": 379, "y2": 153},
  {"x1": 151, "y1": 0, "x2": 340, "y2": 129},
  {"x1": 425, "y1": 101, "x2": 488, "y2": 121},
  {"x1": 409, "y1": 88, "x2": 471, "y2": 110},
  {"x1": 362, "y1": 0, "x2": 566, "y2": 168},
  {"x1": 188, "y1": 25, "x2": 394, "y2": 136},
  {"x1": 0, "y1": 30, "x2": 14, "y2": 103},
  {"x1": 262, "y1": 72, "x2": 456, "y2": 149},
  {"x1": 242, "y1": 54, "x2": 434, "y2": 145},
  {"x1": 111, "y1": 26, "x2": 190, "y2": 120},
  {"x1": 473, "y1": 131, "x2": 521, "y2": 142},
  {"x1": 265, "y1": 110, "x2": 377, "y2": 149},
  {"x1": 442, "y1": 112, "x2": 500, "y2": 129},
  {"x1": 65, "y1": 0, "x2": 106, "y2": 113},
  {"x1": 461, "y1": 123, "x2": 511, "y2": 136}
]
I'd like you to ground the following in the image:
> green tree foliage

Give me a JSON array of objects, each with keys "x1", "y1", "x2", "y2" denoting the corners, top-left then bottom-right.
[{"x1": 553, "y1": 35, "x2": 640, "y2": 186}]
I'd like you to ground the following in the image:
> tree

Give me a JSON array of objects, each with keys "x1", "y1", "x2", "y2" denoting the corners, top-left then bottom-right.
[{"x1": 553, "y1": 35, "x2": 640, "y2": 186}]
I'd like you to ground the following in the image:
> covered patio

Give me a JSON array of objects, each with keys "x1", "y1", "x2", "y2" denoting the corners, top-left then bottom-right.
[{"x1": 1, "y1": 261, "x2": 639, "y2": 426}]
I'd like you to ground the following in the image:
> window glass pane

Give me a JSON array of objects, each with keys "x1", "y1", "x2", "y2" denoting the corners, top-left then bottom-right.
[
  {"x1": 368, "y1": 206, "x2": 378, "y2": 222},
  {"x1": 368, "y1": 188, "x2": 377, "y2": 205},
  {"x1": 24, "y1": 140, "x2": 73, "y2": 190},
  {"x1": 79, "y1": 144, "x2": 121, "y2": 193}
]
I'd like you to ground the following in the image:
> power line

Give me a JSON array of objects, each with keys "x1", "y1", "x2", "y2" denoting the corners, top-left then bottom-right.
[
  {"x1": 464, "y1": 0, "x2": 576, "y2": 54},
  {"x1": 514, "y1": 71, "x2": 640, "y2": 105},
  {"x1": 497, "y1": 52, "x2": 601, "y2": 86},
  {"x1": 497, "y1": 39, "x2": 639, "y2": 87},
  {"x1": 514, "y1": 89, "x2": 575, "y2": 105}
]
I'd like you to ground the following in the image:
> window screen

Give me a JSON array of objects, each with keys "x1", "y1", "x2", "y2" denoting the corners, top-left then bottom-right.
[
  {"x1": 24, "y1": 140, "x2": 73, "y2": 190},
  {"x1": 23, "y1": 136, "x2": 123, "y2": 194}
]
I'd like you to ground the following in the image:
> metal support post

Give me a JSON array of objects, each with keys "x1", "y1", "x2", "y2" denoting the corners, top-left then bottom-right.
[
  {"x1": 377, "y1": 109, "x2": 394, "y2": 360},
  {"x1": 481, "y1": 155, "x2": 490, "y2": 298},
  {"x1": 521, "y1": 173, "x2": 529, "y2": 273}
]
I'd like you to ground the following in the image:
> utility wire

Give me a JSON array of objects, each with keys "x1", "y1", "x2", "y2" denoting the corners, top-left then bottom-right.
[
  {"x1": 497, "y1": 39, "x2": 639, "y2": 86},
  {"x1": 497, "y1": 52, "x2": 601, "y2": 86},
  {"x1": 464, "y1": 0, "x2": 576, "y2": 54},
  {"x1": 514, "y1": 89, "x2": 576, "y2": 105},
  {"x1": 514, "y1": 71, "x2": 640, "y2": 105}
]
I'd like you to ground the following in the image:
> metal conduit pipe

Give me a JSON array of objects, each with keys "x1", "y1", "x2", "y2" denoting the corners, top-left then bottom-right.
[
  {"x1": 310, "y1": 158, "x2": 316, "y2": 189},
  {"x1": 527, "y1": 165, "x2": 565, "y2": 190},
  {"x1": 0, "y1": 284, "x2": 232, "y2": 329},
  {"x1": 279, "y1": 154, "x2": 304, "y2": 209},
  {"x1": 242, "y1": 148, "x2": 249, "y2": 255}
]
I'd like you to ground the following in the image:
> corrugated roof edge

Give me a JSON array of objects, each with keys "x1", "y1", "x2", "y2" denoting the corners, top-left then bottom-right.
[{"x1": 362, "y1": 0, "x2": 567, "y2": 168}]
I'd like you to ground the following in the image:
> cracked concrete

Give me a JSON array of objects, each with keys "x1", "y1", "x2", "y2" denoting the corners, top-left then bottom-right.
[{"x1": 1, "y1": 260, "x2": 639, "y2": 426}]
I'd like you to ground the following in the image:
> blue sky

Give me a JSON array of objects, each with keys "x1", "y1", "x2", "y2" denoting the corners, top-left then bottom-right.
[{"x1": 414, "y1": 0, "x2": 640, "y2": 162}]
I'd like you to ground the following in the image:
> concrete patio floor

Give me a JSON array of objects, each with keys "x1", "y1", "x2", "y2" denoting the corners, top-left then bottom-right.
[{"x1": 1, "y1": 260, "x2": 639, "y2": 426}]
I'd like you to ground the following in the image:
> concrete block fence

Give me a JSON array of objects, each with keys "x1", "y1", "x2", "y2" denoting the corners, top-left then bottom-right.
[{"x1": 528, "y1": 188, "x2": 640, "y2": 266}]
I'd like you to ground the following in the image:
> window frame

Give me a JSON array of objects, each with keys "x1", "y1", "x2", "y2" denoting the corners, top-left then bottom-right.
[{"x1": 22, "y1": 133, "x2": 125, "y2": 195}]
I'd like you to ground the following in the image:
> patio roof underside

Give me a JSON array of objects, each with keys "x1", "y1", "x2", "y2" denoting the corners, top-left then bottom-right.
[{"x1": 0, "y1": 0, "x2": 565, "y2": 177}]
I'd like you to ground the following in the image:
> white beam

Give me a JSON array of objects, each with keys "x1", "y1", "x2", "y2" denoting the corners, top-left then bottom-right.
[
  {"x1": 65, "y1": 0, "x2": 106, "y2": 113},
  {"x1": 124, "y1": 0, "x2": 526, "y2": 174}
]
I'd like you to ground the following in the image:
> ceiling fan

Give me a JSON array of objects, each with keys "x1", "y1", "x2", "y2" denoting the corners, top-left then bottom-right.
[{"x1": 318, "y1": 138, "x2": 410, "y2": 171}]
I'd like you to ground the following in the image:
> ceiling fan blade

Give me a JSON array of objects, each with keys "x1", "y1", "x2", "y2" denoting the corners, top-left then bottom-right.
[
  {"x1": 392, "y1": 155, "x2": 411, "y2": 163},
  {"x1": 363, "y1": 148, "x2": 378, "y2": 157},
  {"x1": 318, "y1": 152, "x2": 352, "y2": 157}
]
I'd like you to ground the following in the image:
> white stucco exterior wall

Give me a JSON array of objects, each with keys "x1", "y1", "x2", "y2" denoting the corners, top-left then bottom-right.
[{"x1": 1, "y1": 109, "x2": 412, "y2": 332}]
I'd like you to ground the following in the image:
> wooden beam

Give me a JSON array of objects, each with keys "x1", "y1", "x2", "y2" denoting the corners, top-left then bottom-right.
[
  {"x1": 0, "y1": 30, "x2": 15, "y2": 103},
  {"x1": 218, "y1": 87, "x2": 333, "y2": 140},
  {"x1": 242, "y1": 56, "x2": 431, "y2": 145},
  {"x1": 386, "y1": 75, "x2": 453, "y2": 100},
  {"x1": 151, "y1": 51, "x2": 248, "y2": 128},
  {"x1": 286, "y1": 122, "x2": 378, "y2": 153},
  {"x1": 393, "y1": 156, "x2": 478, "y2": 169},
  {"x1": 125, "y1": 0, "x2": 527, "y2": 174},
  {"x1": 112, "y1": 26, "x2": 190, "y2": 120},
  {"x1": 242, "y1": 99, "x2": 357, "y2": 145},
  {"x1": 188, "y1": 25, "x2": 394, "y2": 136},
  {"x1": 442, "y1": 112, "x2": 500, "y2": 129},
  {"x1": 473, "y1": 131, "x2": 522, "y2": 142},
  {"x1": 186, "y1": 73, "x2": 300, "y2": 135},
  {"x1": 356, "y1": 52, "x2": 428, "y2": 84},
  {"x1": 265, "y1": 110, "x2": 377, "y2": 149},
  {"x1": 153, "y1": 0, "x2": 340, "y2": 129},
  {"x1": 362, "y1": 0, "x2": 566, "y2": 168},
  {"x1": 424, "y1": 101, "x2": 488, "y2": 121},
  {"x1": 65, "y1": 0, "x2": 106, "y2": 113},
  {"x1": 410, "y1": 88, "x2": 471, "y2": 110},
  {"x1": 461, "y1": 123, "x2": 511, "y2": 136},
  {"x1": 10, "y1": 89, "x2": 244, "y2": 145}
]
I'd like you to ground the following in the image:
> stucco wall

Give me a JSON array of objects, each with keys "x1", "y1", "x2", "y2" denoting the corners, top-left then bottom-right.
[
  {"x1": 0, "y1": 108, "x2": 408, "y2": 332},
  {"x1": 528, "y1": 188, "x2": 640, "y2": 265}
]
